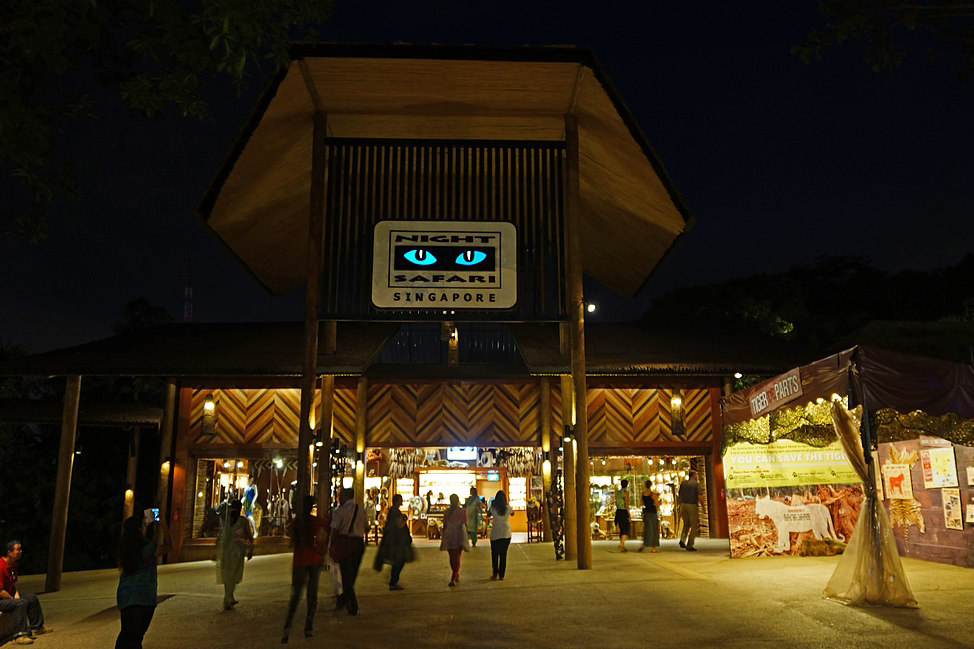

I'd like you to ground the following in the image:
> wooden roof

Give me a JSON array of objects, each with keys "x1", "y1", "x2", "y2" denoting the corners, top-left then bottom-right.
[{"x1": 198, "y1": 44, "x2": 693, "y2": 298}]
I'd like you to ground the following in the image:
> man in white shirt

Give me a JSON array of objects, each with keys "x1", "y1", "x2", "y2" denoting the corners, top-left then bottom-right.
[{"x1": 330, "y1": 488, "x2": 366, "y2": 615}]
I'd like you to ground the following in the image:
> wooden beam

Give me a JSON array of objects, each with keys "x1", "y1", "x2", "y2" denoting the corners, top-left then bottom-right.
[
  {"x1": 565, "y1": 114, "x2": 592, "y2": 570},
  {"x1": 354, "y1": 377, "x2": 368, "y2": 507},
  {"x1": 559, "y1": 374, "x2": 578, "y2": 562},
  {"x1": 297, "y1": 110, "x2": 328, "y2": 502},
  {"x1": 123, "y1": 428, "x2": 141, "y2": 521},
  {"x1": 156, "y1": 380, "x2": 177, "y2": 524},
  {"x1": 316, "y1": 375, "x2": 336, "y2": 515},
  {"x1": 539, "y1": 377, "x2": 553, "y2": 542},
  {"x1": 322, "y1": 321, "x2": 337, "y2": 355},
  {"x1": 46, "y1": 375, "x2": 81, "y2": 593}
]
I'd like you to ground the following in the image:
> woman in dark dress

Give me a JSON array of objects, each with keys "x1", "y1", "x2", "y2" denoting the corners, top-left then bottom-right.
[
  {"x1": 638, "y1": 480, "x2": 660, "y2": 553},
  {"x1": 374, "y1": 494, "x2": 414, "y2": 590}
]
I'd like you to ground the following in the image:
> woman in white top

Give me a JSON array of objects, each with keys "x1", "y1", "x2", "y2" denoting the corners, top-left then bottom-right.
[{"x1": 488, "y1": 491, "x2": 514, "y2": 580}]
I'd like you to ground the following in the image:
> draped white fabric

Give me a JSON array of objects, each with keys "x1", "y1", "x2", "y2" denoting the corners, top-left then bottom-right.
[{"x1": 823, "y1": 402, "x2": 918, "y2": 608}]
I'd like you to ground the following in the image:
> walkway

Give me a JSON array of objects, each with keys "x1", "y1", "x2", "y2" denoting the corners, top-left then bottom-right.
[{"x1": 13, "y1": 539, "x2": 974, "y2": 648}]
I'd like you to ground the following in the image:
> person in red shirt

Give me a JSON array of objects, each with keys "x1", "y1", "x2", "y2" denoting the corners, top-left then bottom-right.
[
  {"x1": 0, "y1": 540, "x2": 52, "y2": 645},
  {"x1": 281, "y1": 495, "x2": 326, "y2": 643}
]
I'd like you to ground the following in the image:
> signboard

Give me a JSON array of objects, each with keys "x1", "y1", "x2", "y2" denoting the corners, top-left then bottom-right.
[
  {"x1": 724, "y1": 440, "x2": 858, "y2": 489},
  {"x1": 371, "y1": 220, "x2": 517, "y2": 309},
  {"x1": 748, "y1": 368, "x2": 803, "y2": 417},
  {"x1": 446, "y1": 447, "x2": 478, "y2": 461},
  {"x1": 881, "y1": 463, "x2": 913, "y2": 500},
  {"x1": 920, "y1": 447, "x2": 958, "y2": 488}
]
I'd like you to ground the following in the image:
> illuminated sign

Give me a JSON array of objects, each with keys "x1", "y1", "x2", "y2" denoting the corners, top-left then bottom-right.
[
  {"x1": 486, "y1": 471, "x2": 500, "y2": 481},
  {"x1": 371, "y1": 220, "x2": 517, "y2": 309},
  {"x1": 447, "y1": 447, "x2": 478, "y2": 461}
]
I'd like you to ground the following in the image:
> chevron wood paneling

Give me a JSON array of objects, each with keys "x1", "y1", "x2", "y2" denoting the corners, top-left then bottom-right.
[
  {"x1": 189, "y1": 385, "x2": 714, "y2": 450},
  {"x1": 587, "y1": 387, "x2": 713, "y2": 446}
]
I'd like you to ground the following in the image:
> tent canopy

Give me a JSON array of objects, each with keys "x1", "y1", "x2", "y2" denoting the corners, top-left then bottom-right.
[
  {"x1": 197, "y1": 44, "x2": 693, "y2": 298},
  {"x1": 723, "y1": 345, "x2": 974, "y2": 427}
]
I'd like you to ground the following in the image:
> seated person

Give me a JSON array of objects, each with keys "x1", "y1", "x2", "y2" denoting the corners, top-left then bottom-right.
[{"x1": 0, "y1": 540, "x2": 52, "y2": 645}]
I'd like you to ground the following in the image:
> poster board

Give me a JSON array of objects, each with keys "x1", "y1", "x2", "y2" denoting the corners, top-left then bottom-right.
[
  {"x1": 724, "y1": 440, "x2": 862, "y2": 558},
  {"x1": 882, "y1": 463, "x2": 913, "y2": 500},
  {"x1": 920, "y1": 447, "x2": 958, "y2": 488},
  {"x1": 943, "y1": 488, "x2": 963, "y2": 530}
]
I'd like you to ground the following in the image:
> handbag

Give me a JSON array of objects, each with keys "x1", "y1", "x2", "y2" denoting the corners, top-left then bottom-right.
[{"x1": 329, "y1": 505, "x2": 360, "y2": 562}]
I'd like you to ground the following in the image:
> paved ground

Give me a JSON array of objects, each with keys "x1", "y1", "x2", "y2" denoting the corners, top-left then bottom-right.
[{"x1": 11, "y1": 538, "x2": 974, "y2": 649}]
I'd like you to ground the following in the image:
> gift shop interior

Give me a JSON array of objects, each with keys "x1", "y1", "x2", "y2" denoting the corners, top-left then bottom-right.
[{"x1": 588, "y1": 454, "x2": 710, "y2": 540}]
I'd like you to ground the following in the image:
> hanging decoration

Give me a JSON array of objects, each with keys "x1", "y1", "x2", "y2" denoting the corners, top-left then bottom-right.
[
  {"x1": 723, "y1": 398, "x2": 841, "y2": 452},
  {"x1": 387, "y1": 448, "x2": 421, "y2": 479}
]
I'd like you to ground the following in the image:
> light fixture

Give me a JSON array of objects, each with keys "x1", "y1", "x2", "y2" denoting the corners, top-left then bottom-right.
[
  {"x1": 161, "y1": 460, "x2": 170, "y2": 473},
  {"x1": 236, "y1": 461, "x2": 243, "y2": 469},
  {"x1": 586, "y1": 303, "x2": 596, "y2": 313},
  {"x1": 733, "y1": 372, "x2": 743, "y2": 379},
  {"x1": 203, "y1": 395, "x2": 215, "y2": 413},
  {"x1": 274, "y1": 457, "x2": 283, "y2": 469},
  {"x1": 197, "y1": 491, "x2": 204, "y2": 498}
]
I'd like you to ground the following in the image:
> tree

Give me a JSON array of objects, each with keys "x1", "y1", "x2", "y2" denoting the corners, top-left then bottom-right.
[
  {"x1": 642, "y1": 254, "x2": 974, "y2": 353},
  {"x1": 1, "y1": 0, "x2": 333, "y2": 242},
  {"x1": 795, "y1": 0, "x2": 974, "y2": 77}
]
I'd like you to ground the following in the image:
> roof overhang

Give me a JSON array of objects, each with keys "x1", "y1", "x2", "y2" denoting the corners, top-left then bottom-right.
[{"x1": 197, "y1": 43, "x2": 693, "y2": 298}]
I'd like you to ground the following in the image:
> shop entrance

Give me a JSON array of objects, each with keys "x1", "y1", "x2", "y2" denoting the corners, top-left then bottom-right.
[
  {"x1": 342, "y1": 446, "x2": 543, "y2": 544},
  {"x1": 589, "y1": 454, "x2": 710, "y2": 542}
]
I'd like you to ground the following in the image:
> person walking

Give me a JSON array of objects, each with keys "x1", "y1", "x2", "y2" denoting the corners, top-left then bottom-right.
[
  {"x1": 115, "y1": 514, "x2": 172, "y2": 649},
  {"x1": 373, "y1": 494, "x2": 414, "y2": 590},
  {"x1": 638, "y1": 480, "x2": 660, "y2": 553},
  {"x1": 679, "y1": 470, "x2": 701, "y2": 552},
  {"x1": 440, "y1": 494, "x2": 468, "y2": 587},
  {"x1": 282, "y1": 495, "x2": 326, "y2": 643},
  {"x1": 330, "y1": 488, "x2": 366, "y2": 615},
  {"x1": 216, "y1": 499, "x2": 254, "y2": 610},
  {"x1": 615, "y1": 479, "x2": 631, "y2": 552},
  {"x1": 0, "y1": 540, "x2": 53, "y2": 645},
  {"x1": 463, "y1": 487, "x2": 483, "y2": 547},
  {"x1": 488, "y1": 490, "x2": 513, "y2": 580}
]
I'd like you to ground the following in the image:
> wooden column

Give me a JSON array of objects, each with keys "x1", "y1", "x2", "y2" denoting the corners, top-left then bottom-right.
[
  {"x1": 560, "y1": 374, "x2": 578, "y2": 561},
  {"x1": 46, "y1": 375, "x2": 81, "y2": 593},
  {"x1": 156, "y1": 380, "x2": 177, "y2": 523},
  {"x1": 316, "y1": 375, "x2": 336, "y2": 515},
  {"x1": 297, "y1": 110, "x2": 328, "y2": 501},
  {"x1": 710, "y1": 387, "x2": 729, "y2": 537},
  {"x1": 539, "y1": 377, "x2": 553, "y2": 542},
  {"x1": 565, "y1": 114, "x2": 592, "y2": 569},
  {"x1": 353, "y1": 377, "x2": 368, "y2": 507},
  {"x1": 122, "y1": 428, "x2": 141, "y2": 521}
]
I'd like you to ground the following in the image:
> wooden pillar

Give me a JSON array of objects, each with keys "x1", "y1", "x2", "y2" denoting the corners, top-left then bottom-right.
[
  {"x1": 710, "y1": 387, "x2": 729, "y2": 537},
  {"x1": 560, "y1": 374, "x2": 578, "y2": 561},
  {"x1": 156, "y1": 380, "x2": 177, "y2": 523},
  {"x1": 122, "y1": 428, "x2": 141, "y2": 521},
  {"x1": 316, "y1": 375, "x2": 336, "y2": 515},
  {"x1": 540, "y1": 377, "x2": 553, "y2": 542},
  {"x1": 46, "y1": 375, "x2": 81, "y2": 593},
  {"x1": 297, "y1": 110, "x2": 328, "y2": 501},
  {"x1": 565, "y1": 114, "x2": 592, "y2": 569},
  {"x1": 353, "y1": 377, "x2": 368, "y2": 507}
]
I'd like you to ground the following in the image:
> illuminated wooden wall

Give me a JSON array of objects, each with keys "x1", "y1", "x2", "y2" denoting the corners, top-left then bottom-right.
[{"x1": 188, "y1": 384, "x2": 714, "y2": 448}]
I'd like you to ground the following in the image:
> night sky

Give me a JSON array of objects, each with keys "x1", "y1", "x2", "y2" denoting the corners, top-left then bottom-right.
[{"x1": 3, "y1": 2, "x2": 973, "y2": 353}]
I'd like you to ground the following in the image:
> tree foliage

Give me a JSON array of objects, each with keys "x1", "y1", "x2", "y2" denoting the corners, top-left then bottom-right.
[
  {"x1": 0, "y1": 0, "x2": 333, "y2": 242},
  {"x1": 642, "y1": 254, "x2": 974, "y2": 353},
  {"x1": 795, "y1": 0, "x2": 974, "y2": 77}
]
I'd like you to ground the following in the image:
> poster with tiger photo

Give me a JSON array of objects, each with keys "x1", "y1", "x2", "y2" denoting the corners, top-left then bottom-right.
[{"x1": 723, "y1": 440, "x2": 862, "y2": 558}]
